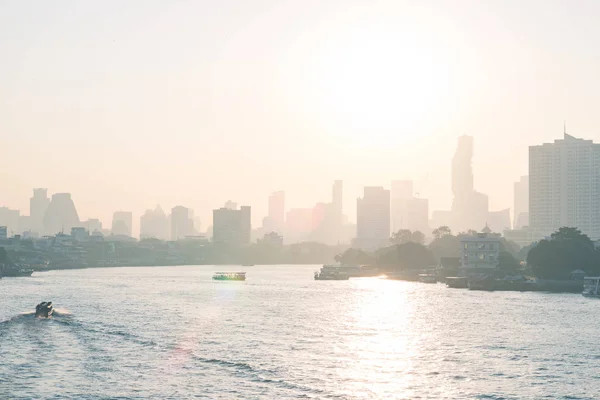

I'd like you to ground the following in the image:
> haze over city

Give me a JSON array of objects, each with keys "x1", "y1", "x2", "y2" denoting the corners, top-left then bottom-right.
[{"x1": 3, "y1": 0, "x2": 600, "y2": 231}]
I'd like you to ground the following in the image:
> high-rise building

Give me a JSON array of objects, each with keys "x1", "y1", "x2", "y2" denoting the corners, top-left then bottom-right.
[
  {"x1": 513, "y1": 176, "x2": 529, "y2": 229},
  {"x1": 355, "y1": 186, "x2": 390, "y2": 250},
  {"x1": 450, "y1": 136, "x2": 489, "y2": 232},
  {"x1": 82, "y1": 218, "x2": 103, "y2": 234},
  {"x1": 0, "y1": 207, "x2": 20, "y2": 237},
  {"x1": 391, "y1": 180, "x2": 414, "y2": 232},
  {"x1": 213, "y1": 205, "x2": 251, "y2": 246},
  {"x1": 43, "y1": 193, "x2": 80, "y2": 235},
  {"x1": 267, "y1": 191, "x2": 285, "y2": 233},
  {"x1": 530, "y1": 133, "x2": 600, "y2": 240},
  {"x1": 171, "y1": 206, "x2": 194, "y2": 240},
  {"x1": 285, "y1": 208, "x2": 313, "y2": 243},
  {"x1": 0, "y1": 226, "x2": 7, "y2": 240},
  {"x1": 30, "y1": 188, "x2": 49, "y2": 235},
  {"x1": 112, "y1": 211, "x2": 133, "y2": 237},
  {"x1": 140, "y1": 206, "x2": 168, "y2": 240}
]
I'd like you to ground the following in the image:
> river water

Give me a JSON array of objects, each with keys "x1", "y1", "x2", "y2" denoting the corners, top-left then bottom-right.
[{"x1": 0, "y1": 265, "x2": 598, "y2": 399}]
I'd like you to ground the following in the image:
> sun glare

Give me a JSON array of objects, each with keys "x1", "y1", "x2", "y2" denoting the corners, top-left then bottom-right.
[{"x1": 305, "y1": 22, "x2": 457, "y2": 141}]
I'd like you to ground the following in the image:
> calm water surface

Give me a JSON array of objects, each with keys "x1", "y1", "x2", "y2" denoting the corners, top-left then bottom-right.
[{"x1": 0, "y1": 265, "x2": 598, "y2": 399}]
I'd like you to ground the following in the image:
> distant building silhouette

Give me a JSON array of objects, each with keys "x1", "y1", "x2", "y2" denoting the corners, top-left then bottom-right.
[
  {"x1": 171, "y1": 206, "x2": 194, "y2": 240},
  {"x1": 140, "y1": 205, "x2": 168, "y2": 240},
  {"x1": 530, "y1": 133, "x2": 600, "y2": 240},
  {"x1": 0, "y1": 226, "x2": 7, "y2": 240},
  {"x1": 112, "y1": 211, "x2": 133, "y2": 237},
  {"x1": 30, "y1": 188, "x2": 49, "y2": 235},
  {"x1": 513, "y1": 176, "x2": 529, "y2": 229},
  {"x1": 267, "y1": 191, "x2": 285, "y2": 233},
  {"x1": 0, "y1": 207, "x2": 20, "y2": 237},
  {"x1": 43, "y1": 193, "x2": 80, "y2": 235},
  {"x1": 285, "y1": 208, "x2": 313, "y2": 243},
  {"x1": 82, "y1": 218, "x2": 103, "y2": 234},
  {"x1": 451, "y1": 136, "x2": 489, "y2": 232},
  {"x1": 355, "y1": 186, "x2": 390, "y2": 250},
  {"x1": 213, "y1": 205, "x2": 251, "y2": 246}
]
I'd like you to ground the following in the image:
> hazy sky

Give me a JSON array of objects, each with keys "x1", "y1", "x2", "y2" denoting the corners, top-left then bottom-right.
[{"x1": 2, "y1": 0, "x2": 600, "y2": 232}]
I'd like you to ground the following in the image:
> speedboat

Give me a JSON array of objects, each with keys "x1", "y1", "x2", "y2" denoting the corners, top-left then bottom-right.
[{"x1": 35, "y1": 302, "x2": 54, "y2": 318}]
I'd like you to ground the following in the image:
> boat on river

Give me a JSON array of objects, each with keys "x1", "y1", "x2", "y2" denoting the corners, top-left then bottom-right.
[
  {"x1": 314, "y1": 265, "x2": 350, "y2": 280},
  {"x1": 212, "y1": 272, "x2": 246, "y2": 281},
  {"x1": 418, "y1": 274, "x2": 437, "y2": 284},
  {"x1": 35, "y1": 302, "x2": 53, "y2": 318},
  {"x1": 583, "y1": 277, "x2": 600, "y2": 297}
]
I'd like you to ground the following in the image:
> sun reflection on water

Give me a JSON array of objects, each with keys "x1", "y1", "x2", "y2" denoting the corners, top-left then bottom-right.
[{"x1": 336, "y1": 278, "x2": 417, "y2": 398}]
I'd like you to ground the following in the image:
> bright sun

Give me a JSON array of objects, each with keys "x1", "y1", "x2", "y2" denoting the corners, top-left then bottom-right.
[{"x1": 304, "y1": 21, "x2": 457, "y2": 141}]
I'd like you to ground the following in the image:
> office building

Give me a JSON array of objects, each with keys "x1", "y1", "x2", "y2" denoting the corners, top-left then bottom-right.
[
  {"x1": 30, "y1": 188, "x2": 50, "y2": 235},
  {"x1": 530, "y1": 133, "x2": 600, "y2": 240},
  {"x1": 356, "y1": 186, "x2": 390, "y2": 250},
  {"x1": 514, "y1": 176, "x2": 529, "y2": 229},
  {"x1": 43, "y1": 193, "x2": 80, "y2": 235},
  {"x1": 213, "y1": 205, "x2": 251, "y2": 246},
  {"x1": 171, "y1": 206, "x2": 194, "y2": 240},
  {"x1": 140, "y1": 206, "x2": 169, "y2": 240},
  {"x1": 112, "y1": 211, "x2": 133, "y2": 237}
]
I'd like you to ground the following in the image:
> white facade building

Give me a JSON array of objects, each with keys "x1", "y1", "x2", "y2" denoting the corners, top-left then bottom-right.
[
  {"x1": 460, "y1": 232, "x2": 501, "y2": 274},
  {"x1": 529, "y1": 133, "x2": 600, "y2": 240}
]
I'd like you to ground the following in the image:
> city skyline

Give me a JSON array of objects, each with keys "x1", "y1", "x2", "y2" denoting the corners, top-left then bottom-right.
[{"x1": 6, "y1": 1, "x2": 600, "y2": 231}]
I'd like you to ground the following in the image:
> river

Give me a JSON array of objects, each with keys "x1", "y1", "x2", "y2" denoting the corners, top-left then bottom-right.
[{"x1": 0, "y1": 265, "x2": 598, "y2": 399}]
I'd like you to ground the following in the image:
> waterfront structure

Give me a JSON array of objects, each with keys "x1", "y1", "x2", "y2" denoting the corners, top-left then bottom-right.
[
  {"x1": 460, "y1": 231, "x2": 501, "y2": 275},
  {"x1": 171, "y1": 206, "x2": 194, "y2": 241},
  {"x1": 213, "y1": 205, "x2": 251, "y2": 246},
  {"x1": 529, "y1": 133, "x2": 600, "y2": 240},
  {"x1": 140, "y1": 206, "x2": 168, "y2": 240},
  {"x1": 30, "y1": 188, "x2": 50, "y2": 235},
  {"x1": 43, "y1": 193, "x2": 80, "y2": 235},
  {"x1": 355, "y1": 186, "x2": 390, "y2": 250},
  {"x1": 513, "y1": 176, "x2": 529, "y2": 229},
  {"x1": 112, "y1": 211, "x2": 133, "y2": 237}
]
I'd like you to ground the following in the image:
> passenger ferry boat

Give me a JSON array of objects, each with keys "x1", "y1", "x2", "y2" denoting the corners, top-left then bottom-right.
[
  {"x1": 582, "y1": 276, "x2": 600, "y2": 297},
  {"x1": 212, "y1": 272, "x2": 246, "y2": 281},
  {"x1": 314, "y1": 265, "x2": 350, "y2": 280}
]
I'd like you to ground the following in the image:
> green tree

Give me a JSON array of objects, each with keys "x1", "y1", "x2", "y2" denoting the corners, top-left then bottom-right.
[
  {"x1": 432, "y1": 226, "x2": 452, "y2": 239},
  {"x1": 390, "y1": 229, "x2": 425, "y2": 245},
  {"x1": 334, "y1": 248, "x2": 374, "y2": 265},
  {"x1": 428, "y1": 234, "x2": 461, "y2": 261},
  {"x1": 376, "y1": 242, "x2": 436, "y2": 271},
  {"x1": 527, "y1": 227, "x2": 597, "y2": 279},
  {"x1": 497, "y1": 251, "x2": 520, "y2": 274}
]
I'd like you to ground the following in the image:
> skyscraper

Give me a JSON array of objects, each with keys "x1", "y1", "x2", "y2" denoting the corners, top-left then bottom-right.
[
  {"x1": 171, "y1": 206, "x2": 194, "y2": 240},
  {"x1": 513, "y1": 176, "x2": 529, "y2": 229},
  {"x1": 43, "y1": 193, "x2": 80, "y2": 235},
  {"x1": 268, "y1": 191, "x2": 285, "y2": 233},
  {"x1": 450, "y1": 136, "x2": 489, "y2": 232},
  {"x1": 140, "y1": 206, "x2": 168, "y2": 240},
  {"x1": 112, "y1": 211, "x2": 133, "y2": 237},
  {"x1": 30, "y1": 188, "x2": 49, "y2": 235},
  {"x1": 213, "y1": 205, "x2": 251, "y2": 246},
  {"x1": 530, "y1": 133, "x2": 600, "y2": 240},
  {"x1": 355, "y1": 186, "x2": 390, "y2": 250},
  {"x1": 391, "y1": 180, "x2": 414, "y2": 232}
]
